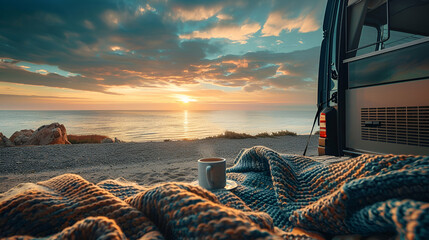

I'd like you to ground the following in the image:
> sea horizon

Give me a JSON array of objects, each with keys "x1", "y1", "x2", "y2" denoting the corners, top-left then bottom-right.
[{"x1": 0, "y1": 109, "x2": 316, "y2": 142}]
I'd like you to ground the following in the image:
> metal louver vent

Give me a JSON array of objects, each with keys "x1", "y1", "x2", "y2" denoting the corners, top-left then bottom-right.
[{"x1": 361, "y1": 106, "x2": 429, "y2": 147}]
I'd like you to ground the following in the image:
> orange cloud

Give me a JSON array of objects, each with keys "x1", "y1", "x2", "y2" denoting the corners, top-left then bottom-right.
[
  {"x1": 188, "y1": 64, "x2": 216, "y2": 74},
  {"x1": 110, "y1": 46, "x2": 122, "y2": 51},
  {"x1": 262, "y1": 11, "x2": 320, "y2": 36},
  {"x1": 35, "y1": 69, "x2": 49, "y2": 75},
  {"x1": 172, "y1": 6, "x2": 222, "y2": 21},
  {"x1": 216, "y1": 14, "x2": 233, "y2": 20},
  {"x1": 180, "y1": 22, "x2": 261, "y2": 44},
  {"x1": 222, "y1": 59, "x2": 249, "y2": 69}
]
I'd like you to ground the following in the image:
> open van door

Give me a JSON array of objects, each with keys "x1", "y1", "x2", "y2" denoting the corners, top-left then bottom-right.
[{"x1": 318, "y1": 0, "x2": 429, "y2": 156}]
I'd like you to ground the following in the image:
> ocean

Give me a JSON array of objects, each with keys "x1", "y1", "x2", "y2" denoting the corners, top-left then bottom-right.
[{"x1": 0, "y1": 110, "x2": 316, "y2": 142}]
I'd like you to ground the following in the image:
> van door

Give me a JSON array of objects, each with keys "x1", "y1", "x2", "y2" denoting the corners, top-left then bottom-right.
[{"x1": 344, "y1": 0, "x2": 429, "y2": 155}]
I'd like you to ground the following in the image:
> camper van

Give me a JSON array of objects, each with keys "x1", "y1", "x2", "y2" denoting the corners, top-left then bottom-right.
[{"x1": 318, "y1": 0, "x2": 429, "y2": 156}]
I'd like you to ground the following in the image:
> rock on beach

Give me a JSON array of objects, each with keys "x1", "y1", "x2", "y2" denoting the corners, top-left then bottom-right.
[
  {"x1": 8, "y1": 123, "x2": 71, "y2": 146},
  {"x1": 10, "y1": 129, "x2": 34, "y2": 146},
  {"x1": 26, "y1": 123, "x2": 71, "y2": 145},
  {"x1": 101, "y1": 137, "x2": 114, "y2": 143},
  {"x1": 101, "y1": 137, "x2": 123, "y2": 143},
  {"x1": 0, "y1": 132, "x2": 14, "y2": 147}
]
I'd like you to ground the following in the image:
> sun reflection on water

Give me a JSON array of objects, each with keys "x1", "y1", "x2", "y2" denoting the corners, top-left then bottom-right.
[{"x1": 183, "y1": 110, "x2": 189, "y2": 139}]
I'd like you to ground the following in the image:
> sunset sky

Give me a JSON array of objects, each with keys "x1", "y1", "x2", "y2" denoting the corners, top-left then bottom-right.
[{"x1": 0, "y1": 0, "x2": 326, "y2": 110}]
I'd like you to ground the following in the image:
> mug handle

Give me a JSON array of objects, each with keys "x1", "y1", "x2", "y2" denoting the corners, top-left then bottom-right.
[{"x1": 206, "y1": 165, "x2": 213, "y2": 188}]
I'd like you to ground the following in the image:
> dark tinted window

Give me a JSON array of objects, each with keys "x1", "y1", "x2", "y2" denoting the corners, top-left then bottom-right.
[{"x1": 347, "y1": 0, "x2": 429, "y2": 57}]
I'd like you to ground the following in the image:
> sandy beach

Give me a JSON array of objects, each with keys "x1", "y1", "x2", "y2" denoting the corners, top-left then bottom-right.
[{"x1": 0, "y1": 135, "x2": 320, "y2": 193}]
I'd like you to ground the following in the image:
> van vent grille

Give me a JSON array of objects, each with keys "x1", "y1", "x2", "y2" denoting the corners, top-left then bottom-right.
[{"x1": 361, "y1": 106, "x2": 429, "y2": 147}]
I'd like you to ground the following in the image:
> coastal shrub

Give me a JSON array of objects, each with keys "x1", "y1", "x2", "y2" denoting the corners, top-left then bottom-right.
[
  {"x1": 271, "y1": 130, "x2": 297, "y2": 137},
  {"x1": 206, "y1": 130, "x2": 298, "y2": 139},
  {"x1": 206, "y1": 131, "x2": 255, "y2": 139},
  {"x1": 67, "y1": 134, "x2": 109, "y2": 144},
  {"x1": 314, "y1": 131, "x2": 320, "y2": 135},
  {"x1": 182, "y1": 138, "x2": 195, "y2": 141},
  {"x1": 255, "y1": 132, "x2": 272, "y2": 138},
  {"x1": 222, "y1": 131, "x2": 255, "y2": 139}
]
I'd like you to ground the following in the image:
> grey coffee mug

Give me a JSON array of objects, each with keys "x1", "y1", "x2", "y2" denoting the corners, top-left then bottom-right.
[{"x1": 198, "y1": 158, "x2": 226, "y2": 190}]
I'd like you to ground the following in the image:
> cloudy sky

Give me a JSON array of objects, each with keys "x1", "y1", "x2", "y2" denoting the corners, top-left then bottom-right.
[{"x1": 0, "y1": 0, "x2": 326, "y2": 110}]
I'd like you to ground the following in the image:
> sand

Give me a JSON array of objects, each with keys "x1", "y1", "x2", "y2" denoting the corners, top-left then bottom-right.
[{"x1": 0, "y1": 135, "x2": 321, "y2": 193}]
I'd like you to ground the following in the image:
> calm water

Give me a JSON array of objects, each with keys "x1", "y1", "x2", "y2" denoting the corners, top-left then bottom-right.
[{"x1": 0, "y1": 110, "x2": 316, "y2": 142}]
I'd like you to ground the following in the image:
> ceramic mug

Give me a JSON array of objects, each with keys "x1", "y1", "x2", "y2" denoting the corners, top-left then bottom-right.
[{"x1": 198, "y1": 157, "x2": 226, "y2": 190}]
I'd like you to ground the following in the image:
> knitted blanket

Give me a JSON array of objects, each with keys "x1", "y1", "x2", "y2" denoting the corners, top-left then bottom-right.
[{"x1": 1, "y1": 146, "x2": 428, "y2": 239}]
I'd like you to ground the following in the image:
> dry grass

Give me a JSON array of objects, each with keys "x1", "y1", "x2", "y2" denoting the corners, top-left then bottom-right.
[
  {"x1": 206, "y1": 131, "x2": 254, "y2": 139},
  {"x1": 67, "y1": 134, "x2": 109, "y2": 144},
  {"x1": 220, "y1": 131, "x2": 255, "y2": 139},
  {"x1": 255, "y1": 132, "x2": 272, "y2": 138},
  {"x1": 207, "y1": 130, "x2": 297, "y2": 139},
  {"x1": 271, "y1": 130, "x2": 297, "y2": 137}
]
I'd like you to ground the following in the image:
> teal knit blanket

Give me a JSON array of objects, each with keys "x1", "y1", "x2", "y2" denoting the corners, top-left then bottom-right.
[{"x1": 1, "y1": 146, "x2": 428, "y2": 239}]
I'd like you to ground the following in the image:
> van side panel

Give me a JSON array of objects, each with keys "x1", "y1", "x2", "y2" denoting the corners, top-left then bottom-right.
[{"x1": 346, "y1": 79, "x2": 429, "y2": 155}]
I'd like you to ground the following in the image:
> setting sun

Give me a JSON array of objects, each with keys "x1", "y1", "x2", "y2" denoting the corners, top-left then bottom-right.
[{"x1": 178, "y1": 95, "x2": 196, "y2": 104}]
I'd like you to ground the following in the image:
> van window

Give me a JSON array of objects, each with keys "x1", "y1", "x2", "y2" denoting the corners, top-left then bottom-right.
[
  {"x1": 347, "y1": 0, "x2": 429, "y2": 57},
  {"x1": 356, "y1": 25, "x2": 378, "y2": 55}
]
